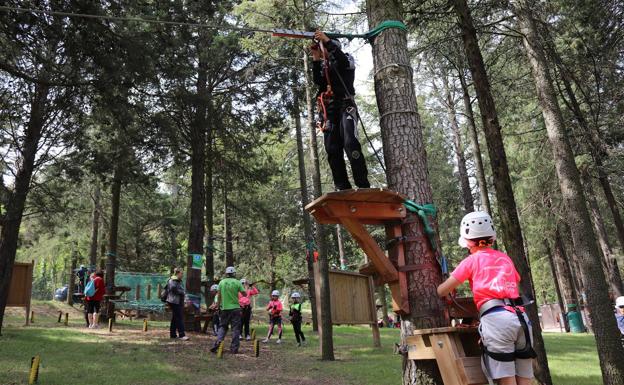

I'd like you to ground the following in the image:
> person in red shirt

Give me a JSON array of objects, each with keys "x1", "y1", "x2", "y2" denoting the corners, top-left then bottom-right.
[
  {"x1": 262, "y1": 290, "x2": 283, "y2": 344},
  {"x1": 437, "y1": 212, "x2": 534, "y2": 385},
  {"x1": 238, "y1": 279, "x2": 259, "y2": 341},
  {"x1": 85, "y1": 270, "x2": 105, "y2": 329}
]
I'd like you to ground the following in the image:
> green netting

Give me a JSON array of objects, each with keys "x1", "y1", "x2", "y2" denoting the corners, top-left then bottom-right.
[{"x1": 115, "y1": 271, "x2": 170, "y2": 313}]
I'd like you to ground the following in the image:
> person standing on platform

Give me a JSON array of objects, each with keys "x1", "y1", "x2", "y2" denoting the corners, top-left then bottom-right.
[
  {"x1": 211, "y1": 266, "x2": 246, "y2": 354},
  {"x1": 310, "y1": 29, "x2": 370, "y2": 191},
  {"x1": 262, "y1": 290, "x2": 284, "y2": 344}
]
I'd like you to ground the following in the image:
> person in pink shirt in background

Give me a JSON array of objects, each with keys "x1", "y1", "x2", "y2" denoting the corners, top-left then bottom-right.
[
  {"x1": 262, "y1": 290, "x2": 283, "y2": 344},
  {"x1": 437, "y1": 211, "x2": 535, "y2": 385},
  {"x1": 238, "y1": 278, "x2": 259, "y2": 341}
]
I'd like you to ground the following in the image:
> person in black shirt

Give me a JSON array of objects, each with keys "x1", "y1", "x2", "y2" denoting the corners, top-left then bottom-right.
[{"x1": 311, "y1": 30, "x2": 370, "y2": 191}]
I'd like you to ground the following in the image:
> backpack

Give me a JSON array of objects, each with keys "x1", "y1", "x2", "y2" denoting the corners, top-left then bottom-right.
[
  {"x1": 160, "y1": 281, "x2": 170, "y2": 303},
  {"x1": 84, "y1": 279, "x2": 96, "y2": 297}
]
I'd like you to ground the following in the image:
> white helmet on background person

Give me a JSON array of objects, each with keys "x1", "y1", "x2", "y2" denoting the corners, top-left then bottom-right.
[
  {"x1": 458, "y1": 211, "x2": 496, "y2": 248},
  {"x1": 271, "y1": 290, "x2": 280, "y2": 297},
  {"x1": 240, "y1": 278, "x2": 247, "y2": 285},
  {"x1": 225, "y1": 266, "x2": 236, "y2": 275},
  {"x1": 291, "y1": 292, "x2": 301, "y2": 299},
  {"x1": 210, "y1": 284, "x2": 219, "y2": 291},
  {"x1": 616, "y1": 296, "x2": 624, "y2": 308}
]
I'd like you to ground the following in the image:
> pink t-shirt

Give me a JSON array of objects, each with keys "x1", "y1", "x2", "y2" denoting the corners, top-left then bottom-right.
[
  {"x1": 267, "y1": 299, "x2": 283, "y2": 317},
  {"x1": 451, "y1": 248, "x2": 521, "y2": 310},
  {"x1": 238, "y1": 287, "x2": 259, "y2": 307}
]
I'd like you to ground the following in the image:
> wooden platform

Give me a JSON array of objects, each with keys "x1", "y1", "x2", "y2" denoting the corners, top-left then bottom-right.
[
  {"x1": 406, "y1": 327, "x2": 487, "y2": 385},
  {"x1": 305, "y1": 189, "x2": 411, "y2": 314}
]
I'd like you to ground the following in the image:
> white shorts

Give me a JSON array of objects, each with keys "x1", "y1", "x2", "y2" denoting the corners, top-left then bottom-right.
[{"x1": 479, "y1": 309, "x2": 534, "y2": 380}]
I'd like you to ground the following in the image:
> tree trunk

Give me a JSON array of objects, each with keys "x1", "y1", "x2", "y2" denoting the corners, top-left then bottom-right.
[
  {"x1": 457, "y1": 69, "x2": 491, "y2": 214},
  {"x1": 336, "y1": 225, "x2": 347, "y2": 270},
  {"x1": 452, "y1": 1, "x2": 552, "y2": 383},
  {"x1": 553, "y1": 54, "x2": 624, "y2": 253},
  {"x1": 186, "y1": 61, "x2": 207, "y2": 298},
  {"x1": 0, "y1": 84, "x2": 49, "y2": 335},
  {"x1": 105, "y1": 164, "x2": 122, "y2": 319},
  {"x1": 293, "y1": 85, "x2": 318, "y2": 330},
  {"x1": 378, "y1": 284, "x2": 390, "y2": 326},
  {"x1": 303, "y1": 46, "x2": 332, "y2": 357},
  {"x1": 442, "y1": 75, "x2": 474, "y2": 213},
  {"x1": 553, "y1": 227, "x2": 579, "y2": 310},
  {"x1": 515, "y1": 3, "x2": 624, "y2": 381},
  {"x1": 89, "y1": 184, "x2": 101, "y2": 268},
  {"x1": 67, "y1": 253, "x2": 76, "y2": 306},
  {"x1": 205, "y1": 100, "x2": 215, "y2": 290},
  {"x1": 223, "y1": 191, "x2": 234, "y2": 267},
  {"x1": 543, "y1": 239, "x2": 569, "y2": 331},
  {"x1": 581, "y1": 170, "x2": 623, "y2": 297},
  {"x1": 367, "y1": 1, "x2": 446, "y2": 382}
]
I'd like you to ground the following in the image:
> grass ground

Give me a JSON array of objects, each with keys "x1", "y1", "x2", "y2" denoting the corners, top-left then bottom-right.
[{"x1": 0, "y1": 302, "x2": 602, "y2": 385}]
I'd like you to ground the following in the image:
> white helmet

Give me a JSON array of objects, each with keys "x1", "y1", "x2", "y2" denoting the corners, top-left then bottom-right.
[
  {"x1": 240, "y1": 278, "x2": 247, "y2": 285},
  {"x1": 291, "y1": 292, "x2": 301, "y2": 298},
  {"x1": 616, "y1": 296, "x2": 624, "y2": 308},
  {"x1": 271, "y1": 290, "x2": 280, "y2": 297},
  {"x1": 458, "y1": 211, "x2": 496, "y2": 248},
  {"x1": 210, "y1": 284, "x2": 219, "y2": 291},
  {"x1": 225, "y1": 266, "x2": 236, "y2": 274}
]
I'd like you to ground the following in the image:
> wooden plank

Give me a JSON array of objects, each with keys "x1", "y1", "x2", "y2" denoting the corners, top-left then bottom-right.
[
  {"x1": 340, "y1": 217, "x2": 398, "y2": 283},
  {"x1": 359, "y1": 262, "x2": 377, "y2": 276},
  {"x1": 412, "y1": 326, "x2": 479, "y2": 335},
  {"x1": 387, "y1": 224, "x2": 410, "y2": 315},
  {"x1": 457, "y1": 357, "x2": 488, "y2": 385},
  {"x1": 432, "y1": 333, "x2": 464, "y2": 385},
  {"x1": 406, "y1": 335, "x2": 436, "y2": 360},
  {"x1": 305, "y1": 188, "x2": 408, "y2": 212},
  {"x1": 322, "y1": 201, "x2": 406, "y2": 221},
  {"x1": 368, "y1": 276, "x2": 381, "y2": 348}
]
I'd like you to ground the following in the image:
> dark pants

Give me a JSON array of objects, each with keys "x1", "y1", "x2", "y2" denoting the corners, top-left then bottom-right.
[
  {"x1": 169, "y1": 303, "x2": 186, "y2": 338},
  {"x1": 240, "y1": 305, "x2": 252, "y2": 338},
  {"x1": 292, "y1": 320, "x2": 305, "y2": 343},
  {"x1": 323, "y1": 104, "x2": 370, "y2": 190},
  {"x1": 212, "y1": 312, "x2": 220, "y2": 336},
  {"x1": 213, "y1": 309, "x2": 242, "y2": 352}
]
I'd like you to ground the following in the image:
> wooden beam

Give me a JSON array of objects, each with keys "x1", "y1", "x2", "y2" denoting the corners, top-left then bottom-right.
[
  {"x1": 322, "y1": 201, "x2": 405, "y2": 221},
  {"x1": 340, "y1": 217, "x2": 398, "y2": 283},
  {"x1": 368, "y1": 276, "x2": 381, "y2": 348},
  {"x1": 386, "y1": 224, "x2": 410, "y2": 314}
]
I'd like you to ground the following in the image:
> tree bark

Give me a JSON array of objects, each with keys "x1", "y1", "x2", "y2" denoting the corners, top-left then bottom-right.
[
  {"x1": 581, "y1": 170, "x2": 623, "y2": 297},
  {"x1": 553, "y1": 227, "x2": 578, "y2": 310},
  {"x1": 304, "y1": 46, "x2": 332, "y2": 357},
  {"x1": 0, "y1": 84, "x2": 49, "y2": 334},
  {"x1": 367, "y1": 1, "x2": 446, "y2": 383},
  {"x1": 515, "y1": 3, "x2": 624, "y2": 381},
  {"x1": 89, "y1": 184, "x2": 101, "y2": 268},
  {"x1": 451, "y1": 1, "x2": 552, "y2": 382},
  {"x1": 457, "y1": 70, "x2": 491, "y2": 214},
  {"x1": 186, "y1": 59, "x2": 207, "y2": 298},
  {"x1": 543, "y1": 239, "x2": 568, "y2": 331},
  {"x1": 292, "y1": 86, "x2": 318, "y2": 331},
  {"x1": 67, "y1": 252, "x2": 76, "y2": 306},
  {"x1": 553, "y1": 53, "x2": 624, "y2": 253},
  {"x1": 105, "y1": 164, "x2": 122, "y2": 319},
  {"x1": 223, "y1": 190, "x2": 234, "y2": 267},
  {"x1": 205, "y1": 100, "x2": 215, "y2": 289},
  {"x1": 442, "y1": 75, "x2": 474, "y2": 213}
]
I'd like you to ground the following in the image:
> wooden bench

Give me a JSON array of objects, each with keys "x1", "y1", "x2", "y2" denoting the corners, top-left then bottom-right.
[
  {"x1": 194, "y1": 313, "x2": 215, "y2": 334},
  {"x1": 406, "y1": 327, "x2": 487, "y2": 385}
]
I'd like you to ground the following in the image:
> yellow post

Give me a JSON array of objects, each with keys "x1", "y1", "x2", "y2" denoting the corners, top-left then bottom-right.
[
  {"x1": 64, "y1": 313, "x2": 69, "y2": 326},
  {"x1": 29, "y1": 355, "x2": 40, "y2": 384},
  {"x1": 108, "y1": 318, "x2": 113, "y2": 332},
  {"x1": 143, "y1": 319, "x2": 148, "y2": 332},
  {"x1": 30, "y1": 310, "x2": 34, "y2": 323}
]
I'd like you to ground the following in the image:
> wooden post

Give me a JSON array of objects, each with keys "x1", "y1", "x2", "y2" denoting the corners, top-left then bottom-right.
[
  {"x1": 143, "y1": 319, "x2": 148, "y2": 332},
  {"x1": 157, "y1": 283, "x2": 162, "y2": 298},
  {"x1": 146, "y1": 284, "x2": 152, "y2": 300},
  {"x1": 135, "y1": 284, "x2": 141, "y2": 300},
  {"x1": 57, "y1": 311, "x2": 62, "y2": 323},
  {"x1": 369, "y1": 276, "x2": 381, "y2": 348},
  {"x1": 64, "y1": 313, "x2": 69, "y2": 326},
  {"x1": 108, "y1": 318, "x2": 113, "y2": 332}
]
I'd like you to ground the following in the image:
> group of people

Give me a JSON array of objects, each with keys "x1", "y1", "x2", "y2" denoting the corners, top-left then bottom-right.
[{"x1": 165, "y1": 265, "x2": 306, "y2": 354}]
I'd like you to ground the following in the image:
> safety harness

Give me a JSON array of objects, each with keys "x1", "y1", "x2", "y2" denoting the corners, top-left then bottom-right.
[
  {"x1": 314, "y1": 40, "x2": 333, "y2": 133},
  {"x1": 479, "y1": 296, "x2": 537, "y2": 383}
]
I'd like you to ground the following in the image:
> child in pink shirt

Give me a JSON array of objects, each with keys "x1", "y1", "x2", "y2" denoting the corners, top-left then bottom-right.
[
  {"x1": 262, "y1": 290, "x2": 283, "y2": 344},
  {"x1": 437, "y1": 211, "x2": 534, "y2": 385},
  {"x1": 238, "y1": 279, "x2": 259, "y2": 340}
]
